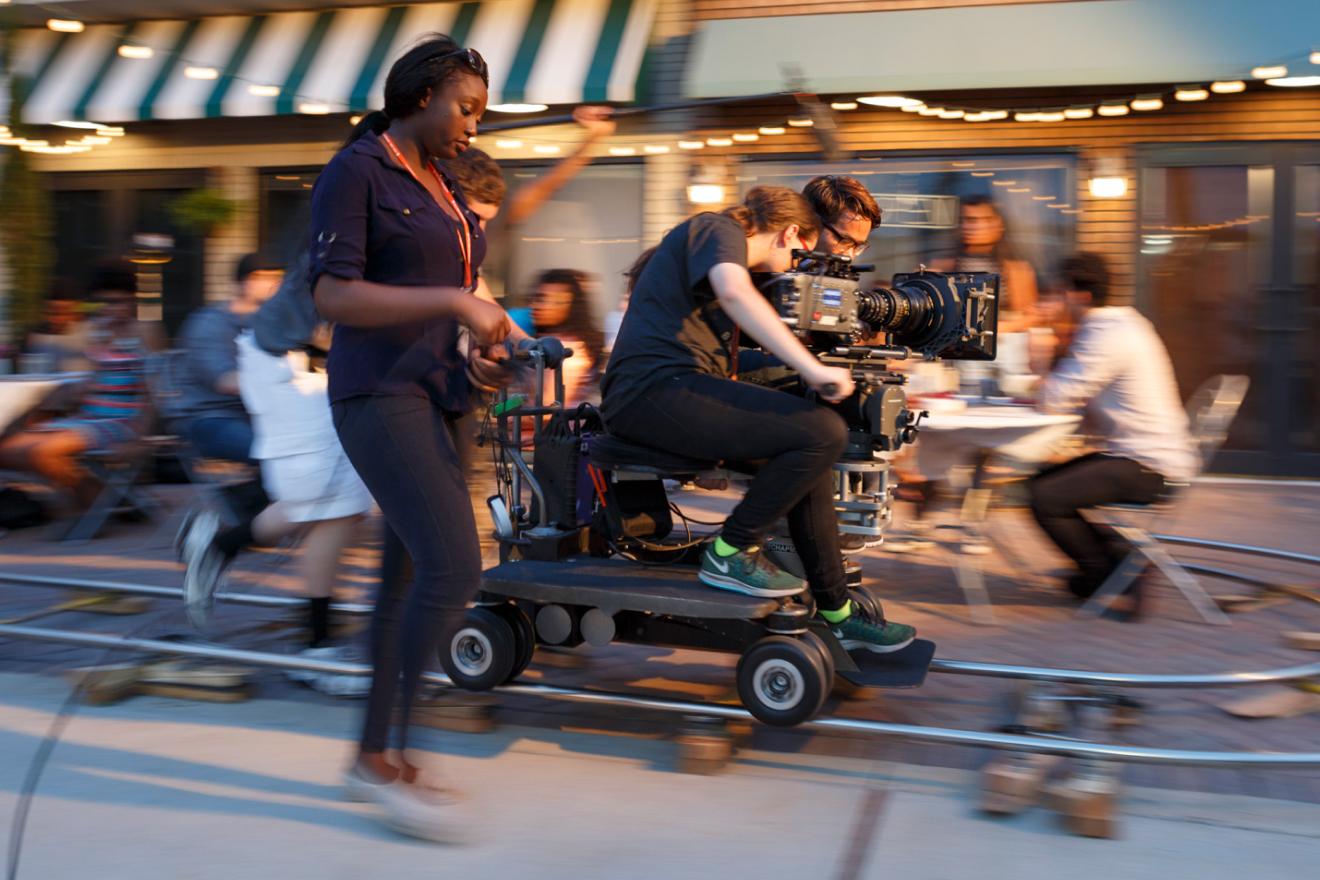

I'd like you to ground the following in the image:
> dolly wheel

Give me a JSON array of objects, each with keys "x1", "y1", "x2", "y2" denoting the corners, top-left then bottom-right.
[
  {"x1": 492, "y1": 603, "x2": 537, "y2": 683},
  {"x1": 736, "y1": 636, "x2": 830, "y2": 727},
  {"x1": 442, "y1": 607, "x2": 516, "y2": 691}
]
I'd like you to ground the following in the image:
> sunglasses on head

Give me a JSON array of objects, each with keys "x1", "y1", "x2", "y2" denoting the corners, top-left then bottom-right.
[{"x1": 435, "y1": 46, "x2": 489, "y2": 86}]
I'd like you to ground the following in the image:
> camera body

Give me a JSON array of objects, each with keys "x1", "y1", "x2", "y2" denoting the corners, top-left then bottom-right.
[
  {"x1": 757, "y1": 251, "x2": 1000, "y2": 458},
  {"x1": 760, "y1": 250, "x2": 1000, "y2": 360}
]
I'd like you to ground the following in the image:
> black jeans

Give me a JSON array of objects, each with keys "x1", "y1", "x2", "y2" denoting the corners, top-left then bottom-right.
[
  {"x1": 607, "y1": 372, "x2": 850, "y2": 610},
  {"x1": 334, "y1": 395, "x2": 482, "y2": 753},
  {"x1": 1027, "y1": 453, "x2": 1166, "y2": 594}
]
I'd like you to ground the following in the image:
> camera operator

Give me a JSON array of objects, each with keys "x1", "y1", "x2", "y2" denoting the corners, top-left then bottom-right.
[
  {"x1": 602, "y1": 186, "x2": 916, "y2": 653},
  {"x1": 1028, "y1": 252, "x2": 1197, "y2": 606}
]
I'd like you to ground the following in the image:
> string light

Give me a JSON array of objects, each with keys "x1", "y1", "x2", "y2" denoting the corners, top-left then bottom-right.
[
  {"x1": 488, "y1": 103, "x2": 548, "y2": 113},
  {"x1": 1014, "y1": 112, "x2": 1040, "y2": 122},
  {"x1": 118, "y1": 45, "x2": 154, "y2": 60},
  {"x1": 1064, "y1": 106, "x2": 1095, "y2": 119},
  {"x1": 1131, "y1": 95, "x2": 1164, "y2": 111},
  {"x1": 705, "y1": 137, "x2": 733, "y2": 146},
  {"x1": 758, "y1": 126, "x2": 785, "y2": 135},
  {"x1": 1252, "y1": 65, "x2": 1287, "y2": 79},
  {"x1": 1266, "y1": 76, "x2": 1320, "y2": 87},
  {"x1": 918, "y1": 106, "x2": 944, "y2": 116},
  {"x1": 1097, "y1": 102, "x2": 1130, "y2": 117},
  {"x1": 184, "y1": 66, "x2": 219, "y2": 80},
  {"x1": 830, "y1": 101, "x2": 858, "y2": 111},
  {"x1": 643, "y1": 144, "x2": 670, "y2": 154},
  {"x1": 248, "y1": 84, "x2": 280, "y2": 97},
  {"x1": 938, "y1": 109, "x2": 965, "y2": 119},
  {"x1": 1211, "y1": 80, "x2": 1246, "y2": 93},
  {"x1": 1035, "y1": 110, "x2": 1065, "y2": 122},
  {"x1": 46, "y1": 20, "x2": 84, "y2": 33},
  {"x1": 786, "y1": 118, "x2": 814, "y2": 127},
  {"x1": 495, "y1": 139, "x2": 523, "y2": 149},
  {"x1": 608, "y1": 146, "x2": 636, "y2": 156},
  {"x1": 532, "y1": 144, "x2": 561, "y2": 155},
  {"x1": 678, "y1": 140, "x2": 705, "y2": 150},
  {"x1": 856, "y1": 95, "x2": 922, "y2": 108},
  {"x1": 298, "y1": 102, "x2": 330, "y2": 115},
  {"x1": 900, "y1": 104, "x2": 925, "y2": 113},
  {"x1": 731, "y1": 132, "x2": 759, "y2": 142},
  {"x1": 1311, "y1": 50, "x2": 1320, "y2": 65},
  {"x1": 1174, "y1": 86, "x2": 1209, "y2": 101}
]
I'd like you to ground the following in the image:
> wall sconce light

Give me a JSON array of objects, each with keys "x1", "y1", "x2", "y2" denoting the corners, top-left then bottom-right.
[
  {"x1": 687, "y1": 163, "x2": 725, "y2": 206},
  {"x1": 1088, "y1": 156, "x2": 1127, "y2": 198}
]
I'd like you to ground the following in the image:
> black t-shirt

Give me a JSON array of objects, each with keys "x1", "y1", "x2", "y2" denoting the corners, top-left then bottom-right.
[{"x1": 600, "y1": 213, "x2": 747, "y2": 420}]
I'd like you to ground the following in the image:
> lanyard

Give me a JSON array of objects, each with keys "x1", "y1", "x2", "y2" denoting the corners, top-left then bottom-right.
[{"x1": 380, "y1": 132, "x2": 473, "y2": 290}]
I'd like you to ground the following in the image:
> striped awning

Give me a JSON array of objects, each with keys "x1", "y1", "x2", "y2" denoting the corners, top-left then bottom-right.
[{"x1": 8, "y1": 0, "x2": 658, "y2": 125}]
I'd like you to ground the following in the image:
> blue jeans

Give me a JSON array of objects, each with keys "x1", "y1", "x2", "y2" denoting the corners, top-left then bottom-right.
[
  {"x1": 333, "y1": 395, "x2": 481, "y2": 753},
  {"x1": 184, "y1": 416, "x2": 254, "y2": 464}
]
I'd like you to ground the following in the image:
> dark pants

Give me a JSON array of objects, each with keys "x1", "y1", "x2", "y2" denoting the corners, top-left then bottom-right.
[
  {"x1": 333, "y1": 395, "x2": 482, "y2": 753},
  {"x1": 184, "y1": 416, "x2": 255, "y2": 464},
  {"x1": 1028, "y1": 453, "x2": 1166, "y2": 595},
  {"x1": 607, "y1": 372, "x2": 850, "y2": 610}
]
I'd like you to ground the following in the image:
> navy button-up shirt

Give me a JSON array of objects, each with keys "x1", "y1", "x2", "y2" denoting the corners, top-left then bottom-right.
[{"x1": 308, "y1": 130, "x2": 488, "y2": 410}]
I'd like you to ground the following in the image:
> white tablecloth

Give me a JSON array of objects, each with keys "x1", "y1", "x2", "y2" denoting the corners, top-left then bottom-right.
[
  {"x1": 914, "y1": 403, "x2": 1082, "y2": 480},
  {"x1": 0, "y1": 374, "x2": 84, "y2": 436}
]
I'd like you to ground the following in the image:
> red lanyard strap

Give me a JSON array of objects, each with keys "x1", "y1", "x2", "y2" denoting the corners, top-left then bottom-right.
[{"x1": 380, "y1": 133, "x2": 473, "y2": 289}]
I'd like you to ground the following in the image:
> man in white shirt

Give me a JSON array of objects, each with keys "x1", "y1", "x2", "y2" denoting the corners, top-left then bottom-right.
[{"x1": 1029, "y1": 252, "x2": 1198, "y2": 601}]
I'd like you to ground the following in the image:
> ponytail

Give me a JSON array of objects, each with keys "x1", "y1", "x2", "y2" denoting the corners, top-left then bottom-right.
[
  {"x1": 721, "y1": 185, "x2": 819, "y2": 242},
  {"x1": 624, "y1": 186, "x2": 818, "y2": 294},
  {"x1": 343, "y1": 109, "x2": 390, "y2": 149}
]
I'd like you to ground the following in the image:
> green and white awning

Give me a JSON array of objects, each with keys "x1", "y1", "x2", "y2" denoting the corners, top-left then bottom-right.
[{"x1": 9, "y1": 0, "x2": 658, "y2": 125}]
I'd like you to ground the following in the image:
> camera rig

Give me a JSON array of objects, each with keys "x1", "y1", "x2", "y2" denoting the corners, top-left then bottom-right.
[{"x1": 750, "y1": 251, "x2": 1000, "y2": 543}]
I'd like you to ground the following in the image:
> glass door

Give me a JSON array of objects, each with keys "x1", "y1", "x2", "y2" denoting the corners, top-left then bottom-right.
[{"x1": 1138, "y1": 144, "x2": 1320, "y2": 475}]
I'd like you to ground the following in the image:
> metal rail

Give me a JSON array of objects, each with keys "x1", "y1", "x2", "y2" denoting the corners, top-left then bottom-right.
[
  {"x1": 1151, "y1": 535, "x2": 1320, "y2": 568},
  {"x1": 3, "y1": 567, "x2": 1319, "y2": 689},
  {"x1": 1, "y1": 622, "x2": 1317, "y2": 769}
]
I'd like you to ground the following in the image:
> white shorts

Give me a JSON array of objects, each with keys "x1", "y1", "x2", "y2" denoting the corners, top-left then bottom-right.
[{"x1": 237, "y1": 332, "x2": 373, "y2": 523}]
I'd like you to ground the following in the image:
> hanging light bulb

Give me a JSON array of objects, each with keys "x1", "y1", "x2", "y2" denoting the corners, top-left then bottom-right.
[
  {"x1": 47, "y1": 19, "x2": 85, "y2": 33},
  {"x1": 1064, "y1": 106, "x2": 1095, "y2": 119},
  {"x1": 731, "y1": 132, "x2": 759, "y2": 142},
  {"x1": 118, "y1": 45, "x2": 154, "y2": 60},
  {"x1": 758, "y1": 126, "x2": 786, "y2": 135},
  {"x1": 1211, "y1": 80, "x2": 1246, "y2": 93},
  {"x1": 1251, "y1": 65, "x2": 1287, "y2": 79},
  {"x1": 1174, "y1": 85, "x2": 1209, "y2": 102},
  {"x1": 1097, "y1": 102, "x2": 1130, "y2": 116},
  {"x1": 185, "y1": 66, "x2": 219, "y2": 80},
  {"x1": 1130, "y1": 94, "x2": 1164, "y2": 111}
]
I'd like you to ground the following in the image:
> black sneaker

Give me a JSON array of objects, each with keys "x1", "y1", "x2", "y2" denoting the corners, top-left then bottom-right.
[
  {"x1": 825, "y1": 603, "x2": 916, "y2": 654},
  {"x1": 698, "y1": 543, "x2": 805, "y2": 598}
]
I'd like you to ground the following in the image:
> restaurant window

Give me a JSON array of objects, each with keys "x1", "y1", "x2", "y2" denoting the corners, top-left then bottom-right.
[
  {"x1": 739, "y1": 154, "x2": 1079, "y2": 291},
  {"x1": 258, "y1": 168, "x2": 320, "y2": 264},
  {"x1": 485, "y1": 161, "x2": 644, "y2": 323}
]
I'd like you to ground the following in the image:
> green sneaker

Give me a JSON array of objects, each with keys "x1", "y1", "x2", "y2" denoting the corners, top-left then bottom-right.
[
  {"x1": 827, "y1": 605, "x2": 916, "y2": 654},
  {"x1": 699, "y1": 543, "x2": 806, "y2": 598}
]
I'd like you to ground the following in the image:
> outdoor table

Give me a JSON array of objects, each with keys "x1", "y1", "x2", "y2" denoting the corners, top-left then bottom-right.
[
  {"x1": 900, "y1": 400, "x2": 1083, "y2": 625},
  {"x1": 0, "y1": 374, "x2": 87, "y2": 438}
]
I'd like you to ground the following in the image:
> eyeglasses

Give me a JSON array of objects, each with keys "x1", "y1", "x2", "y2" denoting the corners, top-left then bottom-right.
[
  {"x1": 437, "y1": 47, "x2": 489, "y2": 86},
  {"x1": 823, "y1": 222, "x2": 869, "y2": 257}
]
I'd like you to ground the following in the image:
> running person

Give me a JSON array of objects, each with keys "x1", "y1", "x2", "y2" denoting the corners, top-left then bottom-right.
[
  {"x1": 309, "y1": 35, "x2": 513, "y2": 841},
  {"x1": 601, "y1": 187, "x2": 916, "y2": 653}
]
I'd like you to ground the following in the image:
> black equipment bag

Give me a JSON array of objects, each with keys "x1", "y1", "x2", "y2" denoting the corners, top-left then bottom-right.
[{"x1": 532, "y1": 403, "x2": 602, "y2": 529}]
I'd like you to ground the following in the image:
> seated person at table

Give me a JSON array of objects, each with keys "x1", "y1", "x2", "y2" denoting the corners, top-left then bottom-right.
[
  {"x1": 602, "y1": 185, "x2": 915, "y2": 653},
  {"x1": 1028, "y1": 252, "x2": 1197, "y2": 600},
  {"x1": 0, "y1": 261, "x2": 148, "y2": 510},
  {"x1": 175, "y1": 254, "x2": 283, "y2": 462},
  {"x1": 24, "y1": 279, "x2": 92, "y2": 373}
]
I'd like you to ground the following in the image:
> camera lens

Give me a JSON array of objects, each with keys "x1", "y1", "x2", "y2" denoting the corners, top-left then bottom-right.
[{"x1": 857, "y1": 283, "x2": 936, "y2": 339}]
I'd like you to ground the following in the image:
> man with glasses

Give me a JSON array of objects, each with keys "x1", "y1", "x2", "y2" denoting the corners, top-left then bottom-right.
[{"x1": 803, "y1": 175, "x2": 883, "y2": 260}]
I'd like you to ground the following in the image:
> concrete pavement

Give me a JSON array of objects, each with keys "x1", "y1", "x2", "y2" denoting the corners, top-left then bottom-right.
[{"x1": 1, "y1": 672, "x2": 1317, "y2": 880}]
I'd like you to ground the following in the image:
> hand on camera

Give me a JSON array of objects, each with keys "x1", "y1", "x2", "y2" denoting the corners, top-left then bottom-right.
[
  {"x1": 459, "y1": 297, "x2": 511, "y2": 347},
  {"x1": 804, "y1": 363, "x2": 855, "y2": 403}
]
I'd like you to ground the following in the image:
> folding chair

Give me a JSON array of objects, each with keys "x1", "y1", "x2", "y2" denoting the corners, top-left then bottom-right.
[
  {"x1": 1077, "y1": 374, "x2": 1250, "y2": 625},
  {"x1": 62, "y1": 439, "x2": 163, "y2": 541},
  {"x1": 146, "y1": 349, "x2": 263, "y2": 526}
]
